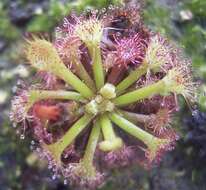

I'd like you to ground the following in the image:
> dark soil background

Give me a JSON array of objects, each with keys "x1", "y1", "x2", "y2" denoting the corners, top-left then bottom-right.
[{"x1": 0, "y1": 0, "x2": 206, "y2": 190}]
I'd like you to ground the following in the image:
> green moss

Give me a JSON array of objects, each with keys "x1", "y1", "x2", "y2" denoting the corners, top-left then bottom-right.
[
  {"x1": 27, "y1": 0, "x2": 121, "y2": 32},
  {"x1": 184, "y1": 0, "x2": 206, "y2": 17},
  {"x1": 144, "y1": 0, "x2": 173, "y2": 35},
  {"x1": 0, "y1": 2, "x2": 19, "y2": 40}
]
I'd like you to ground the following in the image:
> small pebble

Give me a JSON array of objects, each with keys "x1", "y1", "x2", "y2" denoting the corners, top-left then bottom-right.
[
  {"x1": 180, "y1": 10, "x2": 193, "y2": 21},
  {"x1": 0, "y1": 90, "x2": 8, "y2": 104}
]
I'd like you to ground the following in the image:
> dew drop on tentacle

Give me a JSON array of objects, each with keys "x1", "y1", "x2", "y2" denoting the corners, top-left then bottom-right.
[
  {"x1": 64, "y1": 179, "x2": 68, "y2": 185},
  {"x1": 30, "y1": 140, "x2": 36, "y2": 150},
  {"x1": 20, "y1": 134, "x2": 25, "y2": 140},
  {"x1": 12, "y1": 86, "x2": 18, "y2": 93},
  {"x1": 48, "y1": 164, "x2": 53, "y2": 170},
  {"x1": 30, "y1": 145, "x2": 34, "y2": 150},
  {"x1": 31, "y1": 140, "x2": 35, "y2": 145},
  {"x1": 12, "y1": 123, "x2": 17, "y2": 128},
  {"x1": 52, "y1": 174, "x2": 56, "y2": 180}
]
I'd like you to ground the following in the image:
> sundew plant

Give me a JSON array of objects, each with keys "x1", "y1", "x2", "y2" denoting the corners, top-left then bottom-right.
[{"x1": 10, "y1": 2, "x2": 197, "y2": 189}]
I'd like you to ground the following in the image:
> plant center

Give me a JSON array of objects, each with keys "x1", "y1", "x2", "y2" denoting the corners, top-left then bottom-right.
[{"x1": 85, "y1": 83, "x2": 116, "y2": 115}]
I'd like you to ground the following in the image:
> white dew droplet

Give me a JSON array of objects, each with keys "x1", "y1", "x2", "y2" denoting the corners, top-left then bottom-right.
[
  {"x1": 30, "y1": 145, "x2": 34, "y2": 150},
  {"x1": 64, "y1": 179, "x2": 68, "y2": 185},
  {"x1": 192, "y1": 110, "x2": 198, "y2": 117},
  {"x1": 12, "y1": 86, "x2": 18, "y2": 93},
  {"x1": 20, "y1": 134, "x2": 25, "y2": 140},
  {"x1": 36, "y1": 147, "x2": 41, "y2": 153},
  {"x1": 31, "y1": 140, "x2": 35, "y2": 145},
  {"x1": 12, "y1": 123, "x2": 17, "y2": 128},
  {"x1": 64, "y1": 154, "x2": 68, "y2": 159},
  {"x1": 52, "y1": 174, "x2": 56, "y2": 180},
  {"x1": 48, "y1": 164, "x2": 52, "y2": 170}
]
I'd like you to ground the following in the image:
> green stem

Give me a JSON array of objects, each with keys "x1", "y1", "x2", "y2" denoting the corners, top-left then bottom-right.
[
  {"x1": 118, "y1": 109, "x2": 151, "y2": 124},
  {"x1": 114, "y1": 80, "x2": 164, "y2": 106},
  {"x1": 116, "y1": 62, "x2": 148, "y2": 95},
  {"x1": 89, "y1": 45, "x2": 104, "y2": 90},
  {"x1": 54, "y1": 63, "x2": 94, "y2": 99},
  {"x1": 46, "y1": 114, "x2": 93, "y2": 164},
  {"x1": 109, "y1": 113, "x2": 170, "y2": 162},
  {"x1": 109, "y1": 113, "x2": 154, "y2": 146},
  {"x1": 99, "y1": 114, "x2": 123, "y2": 151},
  {"x1": 100, "y1": 114, "x2": 116, "y2": 140},
  {"x1": 81, "y1": 120, "x2": 100, "y2": 177},
  {"x1": 29, "y1": 90, "x2": 86, "y2": 103},
  {"x1": 28, "y1": 39, "x2": 93, "y2": 99},
  {"x1": 72, "y1": 59, "x2": 96, "y2": 92}
]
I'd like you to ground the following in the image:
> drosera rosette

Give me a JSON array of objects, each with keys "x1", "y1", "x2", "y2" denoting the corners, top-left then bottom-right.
[{"x1": 10, "y1": 2, "x2": 198, "y2": 189}]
